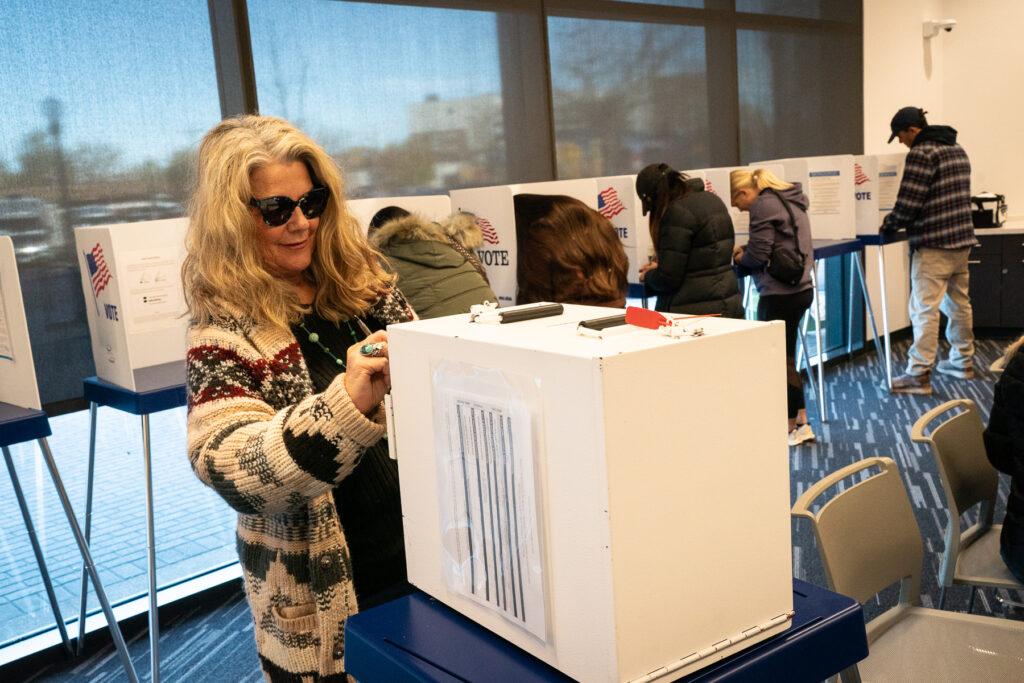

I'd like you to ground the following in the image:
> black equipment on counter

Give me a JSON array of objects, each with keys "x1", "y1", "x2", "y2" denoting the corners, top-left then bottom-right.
[{"x1": 971, "y1": 193, "x2": 1007, "y2": 228}]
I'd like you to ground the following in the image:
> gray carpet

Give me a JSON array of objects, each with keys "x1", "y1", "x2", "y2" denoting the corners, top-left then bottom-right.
[{"x1": 8, "y1": 335, "x2": 1023, "y2": 682}]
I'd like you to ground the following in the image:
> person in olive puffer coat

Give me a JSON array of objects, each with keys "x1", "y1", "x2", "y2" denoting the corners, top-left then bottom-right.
[
  {"x1": 369, "y1": 208, "x2": 497, "y2": 319},
  {"x1": 634, "y1": 163, "x2": 744, "y2": 318}
]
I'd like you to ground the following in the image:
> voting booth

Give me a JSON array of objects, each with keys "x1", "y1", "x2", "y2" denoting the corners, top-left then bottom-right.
[
  {"x1": 74, "y1": 219, "x2": 188, "y2": 391},
  {"x1": 594, "y1": 176, "x2": 650, "y2": 286},
  {"x1": 0, "y1": 236, "x2": 42, "y2": 410},
  {"x1": 752, "y1": 155, "x2": 856, "y2": 239},
  {"x1": 853, "y1": 153, "x2": 907, "y2": 235},
  {"x1": 685, "y1": 165, "x2": 787, "y2": 239},
  {"x1": 449, "y1": 180, "x2": 599, "y2": 306},
  {"x1": 347, "y1": 194, "x2": 452, "y2": 235},
  {"x1": 387, "y1": 304, "x2": 794, "y2": 682}
]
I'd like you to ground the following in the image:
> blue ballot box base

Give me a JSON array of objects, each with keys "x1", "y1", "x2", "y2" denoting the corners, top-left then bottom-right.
[{"x1": 345, "y1": 578, "x2": 868, "y2": 683}]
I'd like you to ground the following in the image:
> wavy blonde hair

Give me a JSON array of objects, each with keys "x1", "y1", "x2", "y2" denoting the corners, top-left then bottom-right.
[
  {"x1": 730, "y1": 168, "x2": 793, "y2": 197},
  {"x1": 182, "y1": 115, "x2": 392, "y2": 328}
]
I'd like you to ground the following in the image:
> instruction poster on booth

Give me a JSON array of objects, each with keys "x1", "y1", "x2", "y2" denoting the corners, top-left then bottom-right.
[
  {"x1": 120, "y1": 248, "x2": 186, "y2": 335},
  {"x1": 807, "y1": 170, "x2": 842, "y2": 215}
]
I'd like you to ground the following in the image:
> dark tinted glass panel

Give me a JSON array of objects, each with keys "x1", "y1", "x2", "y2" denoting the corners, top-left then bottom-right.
[
  {"x1": 737, "y1": 28, "x2": 861, "y2": 162},
  {"x1": 737, "y1": 0, "x2": 859, "y2": 22},
  {"x1": 548, "y1": 17, "x2": 710, "y2": 177}
]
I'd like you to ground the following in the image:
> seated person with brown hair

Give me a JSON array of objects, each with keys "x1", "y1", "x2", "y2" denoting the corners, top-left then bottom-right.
[{"x1": 512, "y1": 193, "x2": 628, "y2": 307}]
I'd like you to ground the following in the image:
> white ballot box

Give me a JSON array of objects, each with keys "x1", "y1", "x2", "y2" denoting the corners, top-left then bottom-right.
[
  {"x1": 752, "y1": 155, "x2": 855, "y2": 240},
  {"x1": 347, "y1": 195, "x2": 452, "y2": 235},
  {"x1": 449, "y1": 180, "x2": 599, "y2": 306},
  {"x1": 684, "y1": 165, "x2": 786, "y2": 238},
  {"x1": 853, "y1": 154, "x2": 907, "y2": 235},
  {"x1": 0, "y1": 236, "x2": 42, "y2": 409},
  {"x1": 593, "y1": 176, "x2": 650, "y2": 285},
  {"x1": 74, "y1": 219, "x2": 188, "y2": 391},
  {"x1": 388, "y1": 304, "x2": 794, "y2": 682}
]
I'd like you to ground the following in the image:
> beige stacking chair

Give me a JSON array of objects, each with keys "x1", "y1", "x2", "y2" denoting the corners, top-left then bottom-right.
[
  {"x1": 910, "y1": 399, "x2": 1024, "y2": 610},
  {"x1": 792, "y1": 457, "x2": 1024, "y2": 682}
]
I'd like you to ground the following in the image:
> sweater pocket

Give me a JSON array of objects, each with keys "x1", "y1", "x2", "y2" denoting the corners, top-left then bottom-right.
[{"x1": 271, "y1": 602, "x2": 318, "y2": 634}]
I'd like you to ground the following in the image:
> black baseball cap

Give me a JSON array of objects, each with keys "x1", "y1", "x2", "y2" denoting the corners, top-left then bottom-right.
[
  {"x1": 888, "y1": 107, "x2": 928, "y2": 143},
  {"x1": 635, "y1": 163, "x2": 673, "y2": 216}
]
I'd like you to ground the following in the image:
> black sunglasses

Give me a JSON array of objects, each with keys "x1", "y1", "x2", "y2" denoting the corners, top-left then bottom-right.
[{"x1": 249, "y1": 186, "x2": 330, "y2": 227}]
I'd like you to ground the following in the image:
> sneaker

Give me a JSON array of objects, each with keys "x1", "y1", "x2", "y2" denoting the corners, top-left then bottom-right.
[
  {"x1": 935, "y1": 359, "x2": 975, "y2": 379},
  {"x1": 788, "y1": 423, "x2": 816, "y2": 447},
  {"x1": 889, "y1": 372, "x2": 932, "y2": 395}
]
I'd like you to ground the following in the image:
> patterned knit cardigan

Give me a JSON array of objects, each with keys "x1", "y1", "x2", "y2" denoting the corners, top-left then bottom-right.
[{"x1": 185, "y1": 287, "x2": 414, "y2": 681}]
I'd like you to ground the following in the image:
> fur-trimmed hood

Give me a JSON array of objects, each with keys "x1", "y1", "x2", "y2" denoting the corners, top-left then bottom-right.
[{"x1": 369, "y1": 211, "x2": 484, "y2": 250}]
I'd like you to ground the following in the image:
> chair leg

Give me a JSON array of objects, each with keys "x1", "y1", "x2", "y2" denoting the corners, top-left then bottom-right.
[
  {"x1": 938, "y1": 586, "x2": 947, "y2": 609},
  {"x1": 966, "y1": 587, "x2": 977, "y2": 614},
  {"x1": 994, "y1": 592, "x2": 1024, "y2": 611},
  {"x1": 839, "y1": 663, "x2": 863, "y2": 683}
]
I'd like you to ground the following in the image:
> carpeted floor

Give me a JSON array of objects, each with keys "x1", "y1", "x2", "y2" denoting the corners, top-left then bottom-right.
[{"x1": 8, "y1": 335, "x2": 1023, "y2": 682}]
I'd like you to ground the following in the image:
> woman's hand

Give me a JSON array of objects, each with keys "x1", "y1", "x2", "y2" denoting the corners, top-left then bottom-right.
[
  {"x1": 732, "y1": 245, "x2": 745, "y2": 263},
  {"x1": 344, "y1": 330, "x2": 390, "y2": 415},
  {"x1": 638, "y1": 260, "x2": 658, "y2": 281}
]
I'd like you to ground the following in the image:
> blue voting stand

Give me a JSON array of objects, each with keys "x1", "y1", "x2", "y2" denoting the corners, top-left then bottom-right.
[
  {"x1": 76, "y1": 366, "x2": 186, "y2": 683},
  {"x1": 345, "y1": 579, "x2": 868, "y2": 683},
  {"x1": 0, "y1": 402, "x2": 138, "y2": 681},
  {"x1": 858, "y1": 231, "x2": 910, "y2": 389},
  {"x1": 739, "y1": 237, "x2": 880, "y2": 424}
]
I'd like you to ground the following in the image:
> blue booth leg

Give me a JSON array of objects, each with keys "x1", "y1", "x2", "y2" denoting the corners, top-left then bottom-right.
[
  {"x1": 2, "y1": 445, "x2": 73, "y2": 656},
  {"x1": 36, "y1": 437, "x2": 139, "y2": 683},
  {"x1": 76, "y1": 401, "x2": 99, "y2": 655}
]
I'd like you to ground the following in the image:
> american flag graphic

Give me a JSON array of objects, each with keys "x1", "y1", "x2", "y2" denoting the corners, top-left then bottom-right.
[
  {"x1": 854, "y1": 163, "x2": 870, "y2": 185},
  {"x1": 597, "y1": 187, "x2": 625, "y2": 219},
  {"x1": 85, "y1": 243, "x2": 112, "y2": 297},
  {"x1": 704, "y1": 178, "x2": 717, "y2": 195},
  {"x1": 476, "y1": 216, "x2": 500, "y2": 245}
]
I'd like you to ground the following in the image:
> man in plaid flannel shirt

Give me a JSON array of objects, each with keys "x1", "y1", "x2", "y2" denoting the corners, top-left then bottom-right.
[{"x1": 881, "y1": 106, "x2": 976, "y2": 395}]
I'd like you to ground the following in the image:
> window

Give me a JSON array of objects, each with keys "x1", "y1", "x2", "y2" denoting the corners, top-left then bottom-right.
[
  {"x1": 0, "y1": 0, "x2": 231, "y2": 650},
  {"x1": 248, "y1": 0, "x2": 536, "y2": 196},
  {"x1": 548, "y1": 17, "x2": 710, "y2": 178},
  {"x1": 737, "y1": 27, "x2": 862, "y2": 163},
  {"x1": 736, "y1": 0, "x2": 859, "y2": 22}
]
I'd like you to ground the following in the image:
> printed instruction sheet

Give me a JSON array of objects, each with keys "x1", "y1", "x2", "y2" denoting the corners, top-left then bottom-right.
[{"x1": 434, "y1": 365, "x2": 548, "y2": 640}]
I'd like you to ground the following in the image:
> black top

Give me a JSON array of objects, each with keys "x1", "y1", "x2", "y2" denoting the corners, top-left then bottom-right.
[
  {"x1": 645, "y1": 178, "x2": 744, "y2": 318},
  {"x1": 984, "y1": 348, "x2": 1024, "y2": 553},
  {"x1": 291, "y1": 309, "x2": 408, "y2": 607}
]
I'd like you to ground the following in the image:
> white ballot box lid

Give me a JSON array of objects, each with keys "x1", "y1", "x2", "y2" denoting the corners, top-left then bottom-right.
[{"x1": 390, "y1": 302, "x2": 767, "y2": 358}]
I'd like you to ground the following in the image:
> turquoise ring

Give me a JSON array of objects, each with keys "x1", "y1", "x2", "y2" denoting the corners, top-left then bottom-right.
[{"x1": 360, "y1": 341, "x2": 386, "y2": 357}]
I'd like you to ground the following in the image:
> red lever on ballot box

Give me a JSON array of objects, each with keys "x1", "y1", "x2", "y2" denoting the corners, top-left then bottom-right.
[
  {"x1": 625, "y1": 307, "x2": 722, "y2": 330},
  {"x1": 625, "y1": 306, "x2": 669, "y2": 329}
]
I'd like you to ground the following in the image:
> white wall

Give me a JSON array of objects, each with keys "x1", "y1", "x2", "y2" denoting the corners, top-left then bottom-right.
[
  {"x1": 942, "y1": 0, "x2": 1024, "y2": 220},
  {"x1": 863, "y1": 0, "x2": 945, "y2": 155},
  {"x1": 865, "y1": 0, "x2": 1024, "y2": 220}
]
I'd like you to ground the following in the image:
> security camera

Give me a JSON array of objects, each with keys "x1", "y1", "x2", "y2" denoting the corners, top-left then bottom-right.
[{"x1": 923, "y1": 19, "x2": 957, "y2": 38}]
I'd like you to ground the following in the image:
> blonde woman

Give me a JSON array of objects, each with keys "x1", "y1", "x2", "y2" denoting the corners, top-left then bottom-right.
[
  {"x1": 983, "y1": 335, "x2": 1024, "y2": 583},
  {"x1": 730, "y1": 168, "x2": 815, "y2": 446},
  {"x1": 182, "y1": 115, "x2": 415, "y2": 680}
]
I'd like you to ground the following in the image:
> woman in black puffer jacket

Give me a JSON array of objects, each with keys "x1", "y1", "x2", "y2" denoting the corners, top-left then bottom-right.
[
  {"x1": 983, "y1": 336, "x2": 1024, "y2": 583},
  {"x1": 634, "y1": 163, "x2": 744, "y2": 318}
]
